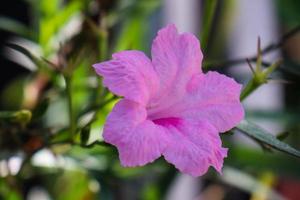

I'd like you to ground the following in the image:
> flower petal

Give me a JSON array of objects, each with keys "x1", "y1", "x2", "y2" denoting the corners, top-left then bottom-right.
[
  {"x1": 183, "y1": 71, "x2": 244, "y2": 132},
  {"x1": 93, "y1": 50, "x2": 159, "y2": 105},
  {"x1": 148, "y1": 24, "x2": 203, "y2": 110},
  {"x1": 156, "y1": 118, "x2": 227, "y2": 177},
  {"x1": 150, "y1": 71, "x2": 244, "y2": 133},
  {"x1": 103, "y1": 99, "x2": 167, "y2": 166}
]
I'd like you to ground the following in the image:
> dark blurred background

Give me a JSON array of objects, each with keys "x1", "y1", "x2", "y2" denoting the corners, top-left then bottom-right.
[{"x1": 0, "y1": 0, "x2": 29, "y2": 92}]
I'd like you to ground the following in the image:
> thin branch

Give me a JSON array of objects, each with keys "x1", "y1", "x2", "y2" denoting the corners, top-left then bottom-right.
[
  {"x1": 204, "y1": 25, "x2": 300, "y2": 69},
  {"x1": 246, "y1": 58, "x2": 255, "y2": 74},
  {"x1": 64, "y1": 75, "x2": 75, "y2": 140}
]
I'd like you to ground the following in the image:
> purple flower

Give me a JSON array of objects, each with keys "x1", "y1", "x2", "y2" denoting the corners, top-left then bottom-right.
[{"x1": 93, "y1": 24, "x2": 244, "y2": 177}]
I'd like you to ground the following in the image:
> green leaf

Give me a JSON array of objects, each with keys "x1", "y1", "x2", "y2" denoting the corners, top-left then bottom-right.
[
  {"x1": 32, "y1": 98, "x2": 50, "y2": 120},
  {"x1": 6, "y1": 43, "x2": 43, "y2": 69},
  {"x1": 39, "y1": 0, "x2": 82, "y2": 52},
  {"x1": 0, "y1": 16, "x2": 34, "y2": 39},
  {"x1": 113, "y1": 0, "x2": 160, "y2": 52},
  {"x1": 225, "y1": 145, "x2": 300, "y2": 177},
  {"x1": 51, "y1": 170, "x2": 96, "y2": 200},
  {"x1": 114, "y1": 17, "x2": 147, "y2": 52},
  {"x1": 236, "y1": 120, "x2": 300, "y2": 158},
  {"x1": 200, "y1": 0, "x2": 218, "y2": 52},
  {"x1": 40, "y1": 0, "x2": 60, "y2": 17},
  {"x1": 0, "y1": 110, "x2": 32, "y2": 125},
  {"x1": 0, "y1": 179, "x2": 22, "y2": 200},
  {"x1": 80, "y1": 125, "x2": 90, "y2": 146}
]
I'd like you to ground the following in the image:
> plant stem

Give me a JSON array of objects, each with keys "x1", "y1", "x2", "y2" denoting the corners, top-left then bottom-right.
[
  {"x1": 201, "y1": 0, "x2": 218, "y2": 52},
  {"x1": 240, "y1": 79, "x2": 260, "y2": 101},
  {"x1": 64, "y1": 75, "x2": 75, "y2": 139}
]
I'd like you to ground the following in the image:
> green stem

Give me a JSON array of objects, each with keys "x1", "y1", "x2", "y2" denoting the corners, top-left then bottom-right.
[
  {"x1": 95, "y1": 16, "x2": 108, "y2": 105},
  {"x1": 65, "y1": 75, "x2": 75, "y2": 139},
  {"x1": 200, "y1": 0, "x2": 218, "y2": 52},
  {"x1": 99, "y1": 29, "x2": 108, "y2": 61},
  {"x1": 240, "y1": 79, "x2": 261, "y2": 101},
  {"x1": 95, "y1": 28, "x2": 108, "y2": 104}
]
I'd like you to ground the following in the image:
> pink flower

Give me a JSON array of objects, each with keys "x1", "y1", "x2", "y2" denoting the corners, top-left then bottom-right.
[{"x1": 93, "y1": 24, "x2": 244, "y2": 177}]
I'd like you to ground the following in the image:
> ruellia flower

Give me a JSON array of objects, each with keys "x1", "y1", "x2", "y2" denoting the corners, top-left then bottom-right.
[{"x1": 93, "y1": 24, "x2": 244, "y2": 177}]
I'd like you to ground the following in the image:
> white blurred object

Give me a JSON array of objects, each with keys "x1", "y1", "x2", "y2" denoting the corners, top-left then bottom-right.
[
  {"x1": 0, "y1": 156, "x2": 23, "y2": 177},
  {"x1": 163, "y1": 0, "x2": 200, "y2": 34},
  {"x1": 8, "y1": 156, "x2": 22, "y2": 175},
  {"x1": 27, "y1": 187, "x2": 51, "y2": 200},
  {"x1": 2, "y1": 13, "x2": 82, "y2": 71},
  {"x1": 32, "y1": 149, "x2": 77, "y2": 170},
  {"x1": 32, "y1": 149, "x2": 58, "y2": 168},
  {"x1": 222, "y1": 167, "x2": 286, "y2": 200},
  {"x1": 3, "y1": 37, "x2": 42, "y2": 71},
  {"x1": 165, "y1": 174, "x2": 200, "y2": 200},
  {"x1": 0, "y1": 160, "x2": 9, "y2": 177}
]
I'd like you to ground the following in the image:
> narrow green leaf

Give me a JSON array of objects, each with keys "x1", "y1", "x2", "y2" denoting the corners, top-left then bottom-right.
[
  {"x1": 32, "y1": 98, "x2": 49, "y2": 120},
  {"x1": 0, "y1": 17, "x2": 34, "y2": 39},
  {"x1": 40, "y1": 0, "x2": 60, "y2": 17},
  {"x1": 39, "y1": 1, "x2": 82, "y2": 51},
  {"x1": 6, "y1": 43, "x2": 42, "y2": 69},
  {"x1": 236, "y1": 120, "x2": 300, "y2": 158},
  {"x1": 113, "y1": 0, "x2": 160, "y2": 52},
  {"x1": 114, "y1": 18, "x2": 146, "y2": 51},
  {"x1": 7, "y1": 43, "x2": 36, "y2": 61},
  {"x1": 80, "y1": 125, "x2": 90, "y2": 146},
  {"x1": 200, "y1": 0, "x2": 218, "y2": 52}
]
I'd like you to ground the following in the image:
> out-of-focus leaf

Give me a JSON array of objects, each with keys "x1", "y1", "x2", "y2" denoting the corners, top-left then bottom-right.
[
  {"x1": 0, "y1": 17, "x2": 34, "y2": 39},
  {"x1": 221, "y1": 167, "x2": 284, "y2": 200},
  {"x1": 276, "y1": 0, "x2": 300, "y2": 27},
  {"x1": 247, "y1": 109, "x2": 300, "y2": 124},
  {"x1": 114, "y1": 18, "x2": 146, "y2": 51},
  {"x1": 67, "y1": 56, "x2": 90, "y2": 118},
  {"x1": 200, "y1": 0, "x2": 218, "y2": 52},
  {"x1": 32, "y1": 98, "x2": 49, "y2": 120},
  {"x1": 0, "y1": 179, "x2": 22, "y2": 200},
  {"x1": 112, "y1": 163, "x2": 149, "y2": 178},
  {"x1": 142, "y1": 184, "x2": 160, "y2": 200},
  {"x1": 40, "y1": 0, "x2": 60, "y2": 17},
  {"x1": 80, "y1": 125, "x2": 90, "y2": 146},
  {"x1": 236, "y1": 120, "x2": 300, "y2": 158},
  {"x1": 0, "y1": 110, "x2": 32, "y2": 125},
  {"x1": 114, "y1": 0, "x2": 160, "y2": 52},
  {"x1": 282, "y1": 59, "x2": 300, "y2": 76},
  {"x1": 226, "y1": 144, "x2": 300, "y2": 177},
  {"x1": 50, "y1": 170, "x2": 96, "y2": 200},
  {"x1": 39, "y1": 1, "x2": 82, "y2": 52},
  {"x1": 0, "y1": 76, "x2": 25, "y2": 109},
  {"x1": 6, "y1": 43, "x2": 44, "y2": 70}
]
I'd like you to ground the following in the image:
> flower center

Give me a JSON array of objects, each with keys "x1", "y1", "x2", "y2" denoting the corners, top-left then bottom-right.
[{"x1": 152, "y1": 117, "x2": 182, "y2": 127}]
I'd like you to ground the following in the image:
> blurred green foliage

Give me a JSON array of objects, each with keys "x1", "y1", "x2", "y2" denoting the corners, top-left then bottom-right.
[{"x1": 0, "y1": 0, "x2": 300, "y2": 200}]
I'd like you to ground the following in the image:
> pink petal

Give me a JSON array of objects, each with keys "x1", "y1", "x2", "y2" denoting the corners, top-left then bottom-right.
[
  {"x1": 150, "y1": 71, "x2": 244, "y2": 133},
  {"x1": 103, "y1": 99, "x2": 167, "y2": 166},
  {"x1": 149, "y1": 24, "x2": 203, "y2": 110},
  {"x1": 156, "y1": 118, "x2": 227, "y2": 177},
  {"x1": 184, "y1": 71, "x2": 244, "y2": 132},
  {"x1": 93, "y1": 50, "x2": 159, "y2": 105}
]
